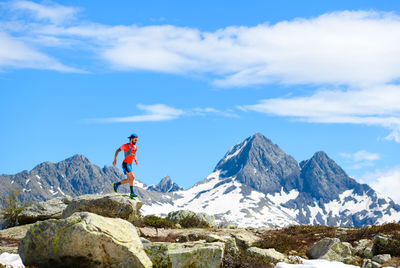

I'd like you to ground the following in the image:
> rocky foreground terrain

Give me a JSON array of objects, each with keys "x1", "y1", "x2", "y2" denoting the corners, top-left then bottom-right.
[{"x1": 0, "y1": 194, "x2": 400, "y2": 267}]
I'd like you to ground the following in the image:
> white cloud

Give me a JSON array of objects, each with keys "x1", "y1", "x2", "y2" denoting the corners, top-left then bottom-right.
[
  {"x1": 340, "y1": 150, "x2": 380, "y2": 162},
  {"x1": 4, "y1": 6, "x2": 400, "y2": 87},
  {"x1": 340, "y1": 150, "x2": 380, "y2": 170},
  {"x1": 11, "y1": 0, "x2": 79, "y2": 24},
  {"x1": 190, "y1": 107, "x2": 239, "y2": 118},
  {"x1": 93, "y1": 104, "x2": 238, "y2": 123},
  {"x1": 362, "y1": 167, "x2": 400, "y2": 204},
  {"x1": 98, "y1": 11, "x2": 400, "y2": 87},
  {"x1": 98, "y1": 104, "x2": 185, "y2": 123},
  {"x1": 0, "y1": 31, "x2": 82, "y2": 72},
  {"x1": 240, "y1": 85, "x2": 400, "y2": 140}
]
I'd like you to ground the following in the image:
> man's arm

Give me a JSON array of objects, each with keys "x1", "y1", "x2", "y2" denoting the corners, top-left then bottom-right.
[{"x1": 112, "y1": 148, "x2": 122, "y2": 166}]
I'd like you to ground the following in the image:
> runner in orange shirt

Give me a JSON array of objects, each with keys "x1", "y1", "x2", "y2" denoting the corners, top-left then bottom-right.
[{"x1": 112, "y1": 134, "x2": 139, "y2": 199}]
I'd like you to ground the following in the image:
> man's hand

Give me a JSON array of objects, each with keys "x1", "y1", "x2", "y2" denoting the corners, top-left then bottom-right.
[
  {"x1": 135, "y1": 160, "x2": 139, "y2": 165},
  {"x1": 112, "y1": 160, "x2": 117, "y2": 166}
]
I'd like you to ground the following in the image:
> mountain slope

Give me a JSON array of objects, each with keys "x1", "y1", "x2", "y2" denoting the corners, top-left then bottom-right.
[
  {"x1": 0, "y1": 155, "x2": 148, "y2": 203},
  {"x1": 141, "y1": 133, "x2": 400, "y2": 227},
  {"x1": 214, "y1": 133, "x2": 301, "y2": 194}
]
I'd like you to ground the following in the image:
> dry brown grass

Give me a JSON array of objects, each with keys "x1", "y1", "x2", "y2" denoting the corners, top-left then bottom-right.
[
  {"x1": 256, "y1": 223, "x2": 400, "y2": 257},
  {"x1": 382, "y1": 256, "x2": 400, "y2": 267},
  {"x1": 255, "y1": 225, "x2": 336, "y2": 256}
]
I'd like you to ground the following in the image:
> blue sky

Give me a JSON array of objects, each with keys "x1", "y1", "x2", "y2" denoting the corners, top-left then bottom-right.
[{"x1": 1, "y1": 0, "x2": 400, "y2": 202}]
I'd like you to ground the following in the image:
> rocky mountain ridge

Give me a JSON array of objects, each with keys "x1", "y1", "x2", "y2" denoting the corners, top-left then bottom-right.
[
  {"x1": 1, "y1": 133, "x2": 400, "y2": 228},
  {"x1": 142, "y1": 133, "x2": 400, "y2": 227}
]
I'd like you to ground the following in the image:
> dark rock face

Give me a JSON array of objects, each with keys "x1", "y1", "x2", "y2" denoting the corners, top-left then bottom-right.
[
  {"x1": 147, "y1": 176, "x2": 183, "y2": 193},
  {"x1": 0, "y1": 155, "x2": 130, "y2": 203},
  {"x1": 300, "y1": 151, "x2": 365, "y2": 202},
  {"x1": 215, "y1": 133, "x2": 301, "y2": 194}
]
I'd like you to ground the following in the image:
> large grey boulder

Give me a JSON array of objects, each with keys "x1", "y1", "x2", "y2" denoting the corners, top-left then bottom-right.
[
  {"x1": 166, "y1": 210, "x2": 215, "y2": 228},
  {"x1": 308, "y1": 238, "x2": 354, "y2": 263},
  {"x1": 18, "y1": 196, "x2": 72, "y2": 225},
  {"x1": 144, "y1": 241, "x2": 225, "y2": 268},
  {"x1": 62, "y1": 193, "x2": 142, "y2": 224},
  {"x1": 246, "y1": 247, "x2": 287, "y2": 267},
  {"x1": 18, "y1": 212, "x2": 152, "y2": 267}
]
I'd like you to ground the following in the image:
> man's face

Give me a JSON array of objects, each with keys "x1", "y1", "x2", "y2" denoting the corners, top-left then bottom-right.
[{"x1": 131, "y1": 137, "x2": 138, "y2": 144}]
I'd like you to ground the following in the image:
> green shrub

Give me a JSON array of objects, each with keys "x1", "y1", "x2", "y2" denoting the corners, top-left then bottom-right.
[
  {"x1": 143, "y1": 215, "x2": 176, "y2": 229},
  {"x1": 0, "y1": 189, "x2": 29, "y2": 228},
  {"x1": 179, "y1": 214, "x2": 210, "y2": 228}
]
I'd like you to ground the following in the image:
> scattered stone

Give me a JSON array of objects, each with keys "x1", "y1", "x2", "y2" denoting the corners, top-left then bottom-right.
[
  {"x1": 308, "y1": 237, "x2": 354, "y2": 263},
  {"x1": 372, "y1": 254, "x2": 391, "y2": 264},
  {"x1": 354, "y1": 239, "x2": 374, "y2": 258},
  {"x1": 140, "y1": 237, "x2": 151, "y2": 244},
  {"x1": 17, "y1": 196, "x2": 72, "y2": 225},
  {"x1": 19, "y1": 212, "x2": 152, "y2": 267},
  {"x1": 361, "y1": 258, "x2": 372, "y2": 268},
  {"x1": 138, "y1": 227, "x2": 168, "y2": 238},
  {"x1": 166, "y1": 210, "x2": 215, "y2": 228},
  {"x1": 371, "y1": 261, "x2": 380, "y2": 268},
  {"x1": 62, "y1": 193, "x2": 142, "y2": 224},
  {"x1": 232, "y1": 231, "x2": 260, "y2": 248},
  {"x1": 246, "y1": 247, "x2": 287, "y2": 267},
  {"x1": 144, "y1": 240, "x2": 225, "y2": 268}
]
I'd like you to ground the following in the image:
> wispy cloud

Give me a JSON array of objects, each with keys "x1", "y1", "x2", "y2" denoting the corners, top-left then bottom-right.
[
  {"x1": 91, "y1": 104, "x2": 239, "y2": 123},
  {"x1": 0, "y1": 31, "x2": 83, "y2": 72},
  {"x1": 10, "y1": 0, "x2": 80, "y2": 24},
  {"x1": 190, "y1": 107, "x2": 239, "y2": 118},
  {"x1": 340, "y1": 150, "x2": 380, "y2": 170},
  {"x1": 340, "y1": 150, "x2": 380, "y2": 162},
  {"x1": 362, "y1": 166, "x2": 400, "y2": 204},
  {"x1": 98, "y1": 104, "x2": 185, "y2": 123},
  {"x1": 240, "y1": 85, "x2": 400, "y2": 141}
]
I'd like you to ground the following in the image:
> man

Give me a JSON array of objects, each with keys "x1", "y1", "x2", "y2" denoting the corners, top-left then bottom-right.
[{"x1": 112, "y1": 133, "x2": 139, "y2": 199}]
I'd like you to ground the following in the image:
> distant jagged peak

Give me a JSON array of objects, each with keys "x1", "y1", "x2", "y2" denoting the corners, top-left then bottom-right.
[
  {"x1": 147, "y1": 176, "x2": 183, "y2": 193},
  {"x1": 303, "y1": 151, "x2": 348, "y2": 177},
  {"x1": 216, "y1": 132, "x2": 279, "y2": 168},
  {"x1": 64, "y1": 154, "x2": 90, "y2": 163}
]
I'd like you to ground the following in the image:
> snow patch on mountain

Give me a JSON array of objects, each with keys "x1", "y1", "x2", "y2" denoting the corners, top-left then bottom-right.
[
  {"x1": 142, "y1": 170, "x2": 298, "y2": 227},
  {"x1": 267, "y1": 188, "x2": 299, "y2": 205},
  {"x1": 222, "y1": 140, "x2": 248, "y2": 162}
]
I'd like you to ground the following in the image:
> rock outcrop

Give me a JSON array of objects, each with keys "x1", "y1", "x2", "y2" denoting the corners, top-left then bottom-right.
[
  {"x1": 62, "y1": 193, "x2": 142, "y2": 224},
  {"x1": 18, "y1": 212, "x2": 152, "y2": 267},
  {"x1": 144, "y1": 240, "x2": 225, "y2": 268},
  {"x1": 17, "y1": 196, "x2": 72, "y2": 225}
]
